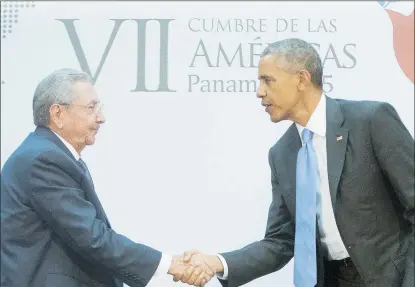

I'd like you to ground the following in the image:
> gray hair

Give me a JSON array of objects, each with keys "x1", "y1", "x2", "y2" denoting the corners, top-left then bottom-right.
[
  {"x1": 261, "y1": 38, "x2": 323, "y2": 89},
  {"x1": 32, "y1": 68, "x2": 92, "y2": 127}
]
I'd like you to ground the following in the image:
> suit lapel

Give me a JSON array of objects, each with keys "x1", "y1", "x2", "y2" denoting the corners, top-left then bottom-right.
[
  {"x1": 286, "y1": 126, "x2": 302, "y2": 197},
  {"x1": 277, "y1": 124, "x2": 301, "y2": 212},
  {"x1": 325, "y1": 96, "x2": 348, "y2": 208},
  {"x1": 279, "y1": 97, "x2": 349, "y2": 211},
  {"x1": 35, "y1": 126, "x2": 111, "y2": 228},
  {"x1": 34, "y1": 126, "x2": 77, "y2": 161},
  {"x1": 79, "y1": 171, "x2": 112, "y2": 228}
]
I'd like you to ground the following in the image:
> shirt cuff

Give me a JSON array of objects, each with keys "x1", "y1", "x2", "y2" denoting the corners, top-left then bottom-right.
[
  {"x1": 215, "y1": 254, "x2": 229, "y2": 280},
  {"x1": 153, "y1": 253, "x2": 172, "y2": 277}
]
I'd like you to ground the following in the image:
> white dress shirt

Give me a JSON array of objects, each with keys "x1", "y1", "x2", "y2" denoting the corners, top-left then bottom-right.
[
  {"x1": 52, "y1": 131, "x2": 172, "y2": 279},
  {"x1": 53, "y1": 131, "x2": 81, "y2": 161},
  {"x1": 217, "y1": 95, "x2": 349, "y2": 280}
]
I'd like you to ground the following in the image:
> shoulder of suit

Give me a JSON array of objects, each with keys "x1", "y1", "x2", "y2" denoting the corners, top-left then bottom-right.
[
  {"x1": 30, "y1": 132, "x2": 70, "y2": 158},
  {"x1": 3, "y1": 132, "x2": 74, "y2": 172},
  {"x1": 1, "y1": 133, "x2": 77, "y2": 187},
  {"x1": 268, "y1": 124, "x2": 297, "y2": 158},
  {"x1": 334, "y1": 98, "x2": 396, "y2": 120}
]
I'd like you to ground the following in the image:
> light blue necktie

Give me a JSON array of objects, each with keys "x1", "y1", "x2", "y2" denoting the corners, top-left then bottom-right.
[{"x1": 294, "y1": 128, "x2": 319, "y2": 287}]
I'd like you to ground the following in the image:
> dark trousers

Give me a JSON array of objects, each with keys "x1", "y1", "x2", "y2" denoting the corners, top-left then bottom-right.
[{"x1": 324, "y1": 257, "x2": 366, "y2": 287}]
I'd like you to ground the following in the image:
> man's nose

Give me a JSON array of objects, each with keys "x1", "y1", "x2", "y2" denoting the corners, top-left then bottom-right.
[
  {"x1": 257, "y1": 86, "x2": 266, "y2": 98},
  {"x1": 97, "y1": 110, "x2": 106, "y2": 123}
]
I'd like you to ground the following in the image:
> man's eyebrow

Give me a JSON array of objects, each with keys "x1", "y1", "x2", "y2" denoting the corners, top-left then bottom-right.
[
  {"x1": 258, "y1": 75, "x2": 275, "y2": 80},
  {"x1": 87, "y1": 100, "x2": 99, "y2": 105}
]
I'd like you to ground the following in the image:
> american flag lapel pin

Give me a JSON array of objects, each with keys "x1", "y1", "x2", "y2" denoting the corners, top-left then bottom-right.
[{"x1": 336, "y1": 135, "x2": 343, "y2": 141}]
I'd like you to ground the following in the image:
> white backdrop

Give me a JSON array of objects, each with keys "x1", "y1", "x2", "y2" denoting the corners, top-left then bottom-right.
[{"x1": 1, "y1": 1, "x2": 414, "y2": 286}]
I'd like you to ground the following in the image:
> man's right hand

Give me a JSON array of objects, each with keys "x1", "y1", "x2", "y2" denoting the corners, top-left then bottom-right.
[
  {"x1": 168, "y1": 254, "x2": 215, "y2": 287},
  {"x1": 180, "y1": 250, "x2": 225, "y2": 284}
]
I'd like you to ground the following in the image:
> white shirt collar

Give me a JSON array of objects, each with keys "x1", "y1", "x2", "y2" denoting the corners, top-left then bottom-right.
[
  {"x1": 52, "y1": 131, "x2": 81, "y2": 160},
  {"x1": 296, "y1": 94, "x2": 327, "y2": 141}
]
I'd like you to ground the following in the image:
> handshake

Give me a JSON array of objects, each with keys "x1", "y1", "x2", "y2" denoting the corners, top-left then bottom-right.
[{"x1": 167, "y1": 250, "x2": 224, "y2": 287}]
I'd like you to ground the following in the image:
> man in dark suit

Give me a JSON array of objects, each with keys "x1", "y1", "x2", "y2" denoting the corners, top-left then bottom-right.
[
  {"x1": 180, "y1": 38, "x2": 414, "y2": 287},
  {"x1": 1, "y1": 69, "x2": 214, "y2": 287}
]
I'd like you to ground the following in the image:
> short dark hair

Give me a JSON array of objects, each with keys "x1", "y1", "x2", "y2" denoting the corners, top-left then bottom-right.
[{"x1": 261, "y1": 38, "x2": 323, "y2": 89}]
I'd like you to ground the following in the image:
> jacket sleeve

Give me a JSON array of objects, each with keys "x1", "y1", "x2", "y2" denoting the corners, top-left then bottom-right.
[
  {"x1": 217, "y1": 149, "x2": 295, "y2": 287},
  {"x1": 369, "y1": 102, "x2": 414, "y2": 287},
  {"x1": 28, "y1": 150, "x2": 162, "y2": 287}
]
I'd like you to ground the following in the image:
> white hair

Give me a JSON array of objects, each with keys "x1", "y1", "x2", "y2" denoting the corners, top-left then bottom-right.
[{"x1": 32, "y1": 68, "x2": 92, "y2": 126}]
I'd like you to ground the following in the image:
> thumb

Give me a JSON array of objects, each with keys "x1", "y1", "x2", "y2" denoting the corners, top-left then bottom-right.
[{"x1": 183, "y1": 249, "x2": 200, "y2": 262}]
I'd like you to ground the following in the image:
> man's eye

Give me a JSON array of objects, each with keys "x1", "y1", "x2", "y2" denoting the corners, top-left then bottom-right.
[{"x1": 88, "y1": 106, "x2": 95, "y2": 110}]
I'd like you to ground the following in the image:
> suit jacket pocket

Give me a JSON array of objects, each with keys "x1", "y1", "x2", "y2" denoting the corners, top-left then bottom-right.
[{"x1": 45, "y1": 273, "x2": 89, "y2": 287}]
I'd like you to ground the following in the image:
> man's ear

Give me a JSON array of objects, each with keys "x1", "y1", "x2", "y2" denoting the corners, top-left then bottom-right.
[
  {"x1": 297, "y1": 70, "x2": 312, "y2": 92},
  {"x1": 49, "y1": 104, "x2": 64, "y2": 129}
]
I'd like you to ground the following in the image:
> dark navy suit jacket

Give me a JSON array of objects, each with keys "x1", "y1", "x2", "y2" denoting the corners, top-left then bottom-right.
[{"x1": 1, "y1": 126, "x2": 162, "y2": 287}]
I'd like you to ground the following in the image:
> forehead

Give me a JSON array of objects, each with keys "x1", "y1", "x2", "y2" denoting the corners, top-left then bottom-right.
[
  {"x1": 258, "y1": 54, "x2": 286, "y2": 75},
  {"x1": 71, "y1": 81, "x2": 98, "y2": 103}
]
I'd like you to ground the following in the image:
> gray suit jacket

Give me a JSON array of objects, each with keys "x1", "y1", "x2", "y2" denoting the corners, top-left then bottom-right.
[
  {"x1": 1, "y1": 127, "x2": 162, "y2": 287},
  {"x1": 218, "y1": 97, "x2": 414, "y2": 287}
]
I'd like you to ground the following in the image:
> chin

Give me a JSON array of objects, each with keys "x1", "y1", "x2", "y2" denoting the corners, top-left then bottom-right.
[
  {"x1": 270, "y1": 115, "x2": 283, "y2": 123},
  {"x1": 86, "y1": 136, "x2": 96, "y2": 145}
]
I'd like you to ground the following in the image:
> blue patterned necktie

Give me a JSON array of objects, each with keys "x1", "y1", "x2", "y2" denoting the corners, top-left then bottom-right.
[
  {"x1": 294, "y1": 128, "x2": 319, "y2": 287},
  {"x1": 77, "y1": 158, "x2": 111, "y2": 227},
  {"x1": 78, "y1": 158, "x2": 94, "y2": 188}
]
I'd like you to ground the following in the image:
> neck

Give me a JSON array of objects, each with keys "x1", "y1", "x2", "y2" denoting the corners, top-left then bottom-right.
[
  {"x1": 49, "y1": 125, "x2": 84, "y2": 156},
  {"x1": 71, "y1": 143, "x2": 83, "y2": 156},
  {"x1": 289, "y1": 89, "x2": 322, "y2": 127}
]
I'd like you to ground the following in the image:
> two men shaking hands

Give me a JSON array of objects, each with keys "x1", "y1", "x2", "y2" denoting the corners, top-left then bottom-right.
[
  {"x1": 168, "y1": 251, "x2": 222, "y2": 287},
  {"x1": 2, "y1": 38, "x2": 413, "y2": 287}
]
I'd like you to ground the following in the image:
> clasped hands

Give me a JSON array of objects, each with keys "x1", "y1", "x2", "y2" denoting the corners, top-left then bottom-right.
[{"x1": 168, "y1": 250, "x2": 223, "y2": 287}]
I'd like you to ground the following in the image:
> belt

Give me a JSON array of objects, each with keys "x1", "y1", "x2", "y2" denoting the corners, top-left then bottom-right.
[{"x1": 327, "y1": 257, "x2": 354, "y2": 267}]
